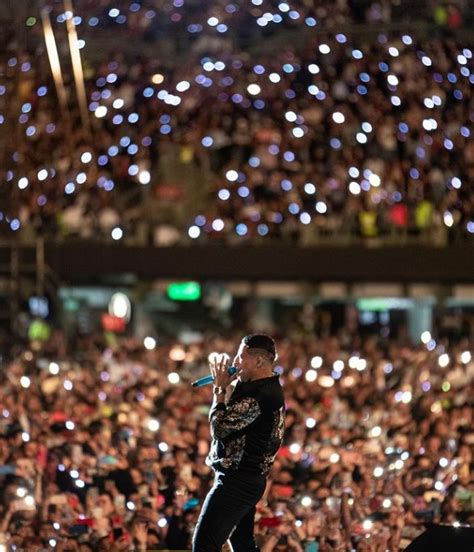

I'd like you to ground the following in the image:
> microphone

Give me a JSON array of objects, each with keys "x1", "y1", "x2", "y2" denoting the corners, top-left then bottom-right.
[{"x1": 191, "y1": 366, "x2": 237, "y2": 388}]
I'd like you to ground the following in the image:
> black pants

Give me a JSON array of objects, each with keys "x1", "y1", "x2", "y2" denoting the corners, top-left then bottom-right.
[{"x1": 192, "y1": 470, "x2": 266, "y2": 552}]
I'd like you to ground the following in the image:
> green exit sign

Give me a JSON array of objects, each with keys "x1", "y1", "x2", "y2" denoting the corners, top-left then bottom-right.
[
  {"x1": 357, "y1": 298, "x2": 413, "y2": 311},
  {"x1": 167, "y1": 282, "x2": 201, "y2": 301}
]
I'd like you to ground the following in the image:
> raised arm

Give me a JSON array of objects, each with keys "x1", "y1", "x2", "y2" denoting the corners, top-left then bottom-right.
[{"x1": 209, "y1": 397, "x2": 261, "y2": 440}]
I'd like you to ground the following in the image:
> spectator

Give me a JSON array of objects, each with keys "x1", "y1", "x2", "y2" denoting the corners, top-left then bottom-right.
[
  {"x1": 0, "y1": 4, "x2": 472, "y2": 245},
  {"x1": 0, "y1": 320, "x2": 472, "y2": 549}
]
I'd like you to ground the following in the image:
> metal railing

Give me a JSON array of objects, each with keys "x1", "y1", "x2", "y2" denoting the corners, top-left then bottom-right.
[{"x1": 0, "y1": 238, "x2": 60, "y2": 330}]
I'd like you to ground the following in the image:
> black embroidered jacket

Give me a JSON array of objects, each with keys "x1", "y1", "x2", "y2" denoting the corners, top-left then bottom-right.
[{"x1": 206, "y1": 375, "x2": 285, "y2": 475}]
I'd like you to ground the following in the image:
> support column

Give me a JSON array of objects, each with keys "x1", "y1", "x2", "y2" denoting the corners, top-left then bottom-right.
[{"x1": 408, "y1": 299, "x2": 433, "y2": 343}]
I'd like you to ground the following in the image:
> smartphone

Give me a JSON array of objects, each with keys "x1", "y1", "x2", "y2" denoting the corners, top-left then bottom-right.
[
  {"x1": 113, "y1": 527, "x2": 123, "y2": 540},
  {"x1": 259, "y1": 517, "x2": 282, "y2": 528},
  {"x1": 414, "y1": 510, "x2": 434, "y2": 521},
  {"x1": 183, "y1": 497, "x2": 199, "y2": 511},
  {"x1": 48, "y1": 504, "x2": 57, "y2": 515},
  {"x1": 101, "y1": 455, "x2": 118, "y2": 465},
  {"x1": 145, "y1": 471, "x2": 155, "y2": 483},
  {"x1": 69, "y1": 524, "x2": 88, "y2": 536}
]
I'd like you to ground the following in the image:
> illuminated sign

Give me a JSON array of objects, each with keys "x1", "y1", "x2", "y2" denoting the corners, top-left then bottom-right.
[{"x1": 167, "y1": 282, "x2": 201, "y2": 301}]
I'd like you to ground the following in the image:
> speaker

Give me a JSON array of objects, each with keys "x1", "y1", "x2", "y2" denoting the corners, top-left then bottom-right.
[{"x1": 405, "y1": 524, "x2": 474, "y2": 552}]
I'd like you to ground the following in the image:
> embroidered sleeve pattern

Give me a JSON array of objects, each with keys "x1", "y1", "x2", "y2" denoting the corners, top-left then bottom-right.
[
  {"x1": 260, "y1": 406, "x2": 286, "y2": 475},
  {"x1": 210, "y1": 397, "x2": 261, "y2": 440}
]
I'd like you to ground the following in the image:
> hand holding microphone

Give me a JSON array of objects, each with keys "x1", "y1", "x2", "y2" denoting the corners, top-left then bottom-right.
[{"x1": 191, "y1": 353, "x2": 237, "y2": 388}]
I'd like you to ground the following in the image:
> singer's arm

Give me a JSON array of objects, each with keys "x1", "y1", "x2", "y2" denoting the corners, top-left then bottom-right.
[
  {"x1": 209, "y1": 397, "x2": 261, "y2": 440},
  {"x1": 208, "y1": 373, "x2": 231, "y2": 429},
  {"x1": 208, "y1": 355, "x2": 260, "y2": 439}
]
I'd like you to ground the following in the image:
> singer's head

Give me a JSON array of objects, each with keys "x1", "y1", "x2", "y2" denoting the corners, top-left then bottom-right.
[{"x1": 233, "y1": 334, "x2": 277, "y2": 382}]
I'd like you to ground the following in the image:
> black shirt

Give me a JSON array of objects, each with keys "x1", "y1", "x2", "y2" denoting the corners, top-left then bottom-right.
[{"x1": 206, "y1": 375, "x2": 285, "y2": 476}]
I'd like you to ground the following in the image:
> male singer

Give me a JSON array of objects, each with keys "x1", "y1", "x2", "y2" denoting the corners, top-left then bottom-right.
[{"x1": 192, "y1": 334, "x2": 285, "y2": 552}]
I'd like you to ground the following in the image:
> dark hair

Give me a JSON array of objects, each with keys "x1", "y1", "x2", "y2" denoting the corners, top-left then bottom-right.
[{"x1": 243, "y1": 334, "x2": 276, "y2": 361}]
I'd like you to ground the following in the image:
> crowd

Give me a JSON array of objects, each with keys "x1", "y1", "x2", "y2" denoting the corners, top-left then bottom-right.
[
  {"x1": 13, "y1": 0, "x2": 453, "y2": 43},
  {"x1": 0, "y1": 3, "x2": 473, "y2": 245},
  {"x1": 0, "y1": 320, "x2": 472, "y2": 550}
]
